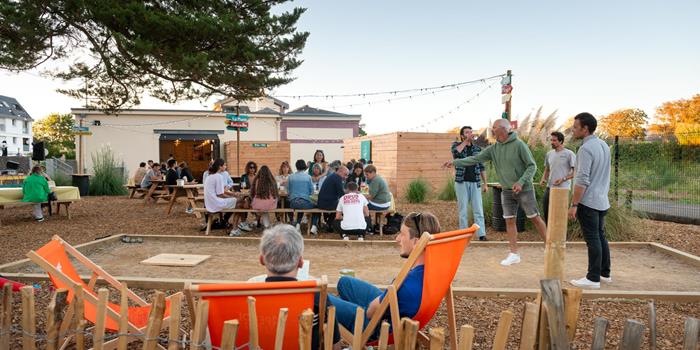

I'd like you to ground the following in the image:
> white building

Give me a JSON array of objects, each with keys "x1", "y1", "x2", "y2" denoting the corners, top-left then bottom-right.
[{"x1": 0, "y1": 95, "x2": 33, "y2": 156}]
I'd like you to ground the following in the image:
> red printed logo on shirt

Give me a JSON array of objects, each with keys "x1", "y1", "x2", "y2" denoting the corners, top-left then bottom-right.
[{"x1": 343, "y1": 194, "x2": 361, "y2": 205}]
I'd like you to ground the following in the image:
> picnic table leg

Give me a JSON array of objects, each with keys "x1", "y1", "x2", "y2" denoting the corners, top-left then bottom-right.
[
  {"x1": 186, "y1": 188, "x2": 202, "y2": 219},
  {"x1": 205, "y1": 214, "x2": 213, "y2": 235},
  {"x1": 128, "y1": 188, "x2": 135, "y2": 199},
  {"x1": 56, "y1": 202, "x2": 61, "y2": 216},
  {"x1": 166, "y1": 188, "x2": 178, "y2": 215},
  {"x1": 65, "y1": 203, "x2": 71, "y2": 219},
  {"x1": 144, "y1": 183, "x2": 157, "y2": 203}
]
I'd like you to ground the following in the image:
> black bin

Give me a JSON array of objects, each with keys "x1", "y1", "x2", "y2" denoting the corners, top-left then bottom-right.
[
  {"x1": 72, "y1": 174, "x2": 90, "y2": 196},
  {"x1": 491, "y1": 186, "x2": 526, "y2": 232}
]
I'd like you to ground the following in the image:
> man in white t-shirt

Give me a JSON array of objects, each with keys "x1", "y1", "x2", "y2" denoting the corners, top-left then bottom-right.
[
  {"x1": 204, "y1": 159, "x2": 245, "y2": 236},
  {"x1": 539, "y1": 131, "x2": 576, "y2": 224},
  {"x1": 334, "y1": 182, "x2": 371, "y2": 241}
]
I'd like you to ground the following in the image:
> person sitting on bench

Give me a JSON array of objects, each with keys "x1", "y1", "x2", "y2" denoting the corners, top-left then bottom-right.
[
  {"x1": 204, "y1": 158, "x2": 246, "y2": 236},
  {"x1": 22, "y1": 165, "x2": 51, "y2": 222},
  {"x1": 334, "y1": 181, "x2": 371, "y2": 241}
]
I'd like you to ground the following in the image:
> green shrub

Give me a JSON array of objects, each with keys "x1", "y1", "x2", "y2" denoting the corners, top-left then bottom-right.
[
  {"x1": 89, "y1": 146, "x2": 128, "y2": 196},
  {"x1": 438, "y1": 178, "x2": 456, "y2": 201},
  {"x1": 566, "y1": 203, "x2": 643, "y2": 241},
  {"x1": 405, "y1": 178, "x2": 430, "y2": 203}
]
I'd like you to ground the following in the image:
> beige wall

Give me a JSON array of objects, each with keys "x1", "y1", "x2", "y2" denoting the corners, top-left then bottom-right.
[
  {"x1": 73, "y1": 111, "x2": 279, "y2": 174},
  {"x1": 290, "y1": 143, "x2": 344, "y2": 165},
  {"x1": 286, "y1": 127, "x2": 354, "y2": 140}
]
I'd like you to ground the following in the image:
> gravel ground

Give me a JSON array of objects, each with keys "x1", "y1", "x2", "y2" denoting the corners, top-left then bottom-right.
[{"x1": 1, "y1": 196, "x2": 699, "y2": 349}]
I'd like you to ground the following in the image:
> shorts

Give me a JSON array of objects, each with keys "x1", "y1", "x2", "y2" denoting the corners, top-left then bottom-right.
[{"x1": 501, "y1": 189, "x2": 539, "y2": 219}]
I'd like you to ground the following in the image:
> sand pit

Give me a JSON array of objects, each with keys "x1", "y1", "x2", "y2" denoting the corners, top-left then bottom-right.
[{"x1": 6, "y1": 235, "x2": 700, "y2": 293}]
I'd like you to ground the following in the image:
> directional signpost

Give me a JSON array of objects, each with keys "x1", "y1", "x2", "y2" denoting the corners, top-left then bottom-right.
[{"x1": 225, "y1": 113, "x2": 250, "y2": 175}]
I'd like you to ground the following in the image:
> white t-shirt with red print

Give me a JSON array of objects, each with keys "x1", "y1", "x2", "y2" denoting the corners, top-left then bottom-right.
[{"x1": 336, "y1": 192, "x2": 368, "y2": 230}]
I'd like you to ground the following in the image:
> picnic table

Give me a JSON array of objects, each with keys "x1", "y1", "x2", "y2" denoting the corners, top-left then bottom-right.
[
  {"x1": 166, "y1": 183, "x2": 204, "y2": 218},
  {"x1": 0, "y1": 186, "x2": 81, "y2": 225},
  {"x1": 143, "y1": 179, "x2": 168, "y2": 203}
]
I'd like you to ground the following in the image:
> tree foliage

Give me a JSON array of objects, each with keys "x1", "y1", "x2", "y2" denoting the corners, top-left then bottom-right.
[
  {"x1": 599, "y1": 108, "x2": 647, "y2": 139},
  {"x1": 32, "y1": 113, "x2": 76, "y2": 158},
  {"x1": 653, "y1": 94, "x2": 700, "y2": 132},
  {"x1": 0, "y1": 0, "x2": 309, "y2": 112}
]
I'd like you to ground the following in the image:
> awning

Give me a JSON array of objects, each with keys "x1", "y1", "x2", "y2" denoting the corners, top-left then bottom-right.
[{"x1": 159, "y1": 133, "x2": 220, "y2": 142}]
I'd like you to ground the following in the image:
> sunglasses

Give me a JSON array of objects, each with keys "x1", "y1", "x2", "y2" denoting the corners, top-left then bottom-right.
[{"x1": 411, "y1": 212, "x2": 422, "y2": 236}]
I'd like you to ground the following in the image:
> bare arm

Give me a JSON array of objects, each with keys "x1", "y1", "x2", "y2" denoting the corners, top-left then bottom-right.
[
  {"x1": 540, "y1": 167, "x2": 550, "y2": 186},
  {"x1": 366, "y1": 296, "x2": 381, "y2": 318}
]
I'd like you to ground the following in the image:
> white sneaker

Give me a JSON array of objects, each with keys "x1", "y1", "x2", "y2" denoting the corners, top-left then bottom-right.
[
  {"x1": 229, "y1": 229, "x2": 242, "y2": 237},
  {"x1": 238, "y1": 222, "x2": 253, "y2": 232},
  {"x1": 310, "y1": 225, "x2": 318, "y2": 235},
  {"x1": 600, "y1": 276, "x2": 612, "y2": 283},
  {"x1": 342, "y1": 235, "x2": 350, "y2": 241},
  {"x1": 500, "y1": 253, "x2": 521, "y2": 266},
  {"x1": 358, "y1": 236, "x2": 364, "y2": 241},
  {"x1": 570, "y1": 277, "x2": 600, "y2": 289},
  {"x1": 301, "y1": 216, "x2": 308, "y2": 224},
  {"x1": 185, "y1": 207, "x2": 194, "y2": 214},
  {"x1": 296, "y1": 223, "x2": 301, "y2": 232}
]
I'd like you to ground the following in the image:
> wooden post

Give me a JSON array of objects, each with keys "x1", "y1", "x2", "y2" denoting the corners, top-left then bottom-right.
[
  {"x1": 74, "y1": 285, "x2": 86, "y2": 350},
  {"x1": 0, "y1": 284, "x2": 11, "y2": 350},
  {"x1": 458, "y1": 325, "x2": 475, "y2": 350},
  {"x1": 648, "y1": 301, "x2": 657, "y2": 350},
  {"x1": 299, "y1": 309, "x2": 314, "y2": 350},
  {"x1": 445, "y1": 285, "x2": 459, "y2": 350},
  {"x1": 168, "y1": 293, "x2": 182, "y2": 350},
  {"x1": 93, "y1": 288, "x2": 109, "y2": 350},
  {"x1": 142, "y1": 291, "x2": 166, "y2": 350},
  {"x1": 618, "y1": 319, "x2": 644, "y2": 350},
  {"x1": 519, "y1": 302, "x2": 539, "y2": 350},
  {"x1": 401, "y1": 318, "x2": 420, "y2": 350},
  {"x1": 318, "y1": 275, "x2": 327, "y2": 350},
  {"x1": 493, "y1": 310, "x2": 514, "y2": 350},
  {"x1": 247, "y1": 296, "x2": 259, "y2": 350},
  {"x1": 590, "y1": 317, "x2": 609, "y2": 350},
  {"x1": 429, "y1": 327, "x2": 445, "y2": 350},
  {"x1": 378, "y1": 322, "x2": 390, "y2": 350},
  {"x1": 274, "y1": 308, "x2": 288, "y2": 350},
  {"x1": 540, "y1": 280, "x2": 569, "y2": 350},
  {"x1": 20, "y1": 286, "x2": 36, "y2": 350},
  {"x1": 220, "y1": 319, "x2": 239, "y2": 350},
  {"x1": 190, "y1": 300, "x2": 209, "y2": 350},
  {"x1": 46, "y1": 288, "x2": 68, "y2": 350},
  {"x1": 324, "y1": 306, "x2": 336, "y2": 350},
  {"x1": 544, "y1": 187, "x2": 569, "y2": 281},
  {"x1": 682, "y1": 317, "x2": 699, "y2": 350},
  {"x1": 118, "y1": 283, "x2": 130, "y2": 350},
  {"x1": 351, "y1": 307, "x2": 364, "y2": 350},
  {"x1": 563, "y1": 288, "x2": 582, "y2": 342}
]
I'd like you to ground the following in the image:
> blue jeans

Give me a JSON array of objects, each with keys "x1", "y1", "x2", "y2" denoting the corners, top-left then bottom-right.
[
  {"x1": 454, "y1": 181, "x2": 486, "y2": 237},
  {"x1": 290, "y1": 197, "x2": 319, "y2": 226},
  {"x1": 328, "y1": 276, "x2": 383, "y2": 337}
]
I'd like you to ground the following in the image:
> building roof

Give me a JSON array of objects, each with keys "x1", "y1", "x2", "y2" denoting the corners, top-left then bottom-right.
[
  {"x1": 215, "y1": 96, "x2": 290, "y2": 110},
  {"x1": 284, "y1": 105, "x2": 360, "y2": 118},
  {"x1": 0, "y1": 95, "x2": 33, "y2": 121}
]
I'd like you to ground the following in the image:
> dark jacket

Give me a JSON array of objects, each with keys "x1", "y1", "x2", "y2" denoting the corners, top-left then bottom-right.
[
  {"x1": 317, "y1": 172, "x2": 345, "y2": 209},
  {"x1": 346, "y1": 172, "x2": 366, "y2": 187},
  {"x1": 451, "y1": 141, "x2": 485, "y2": 184}
]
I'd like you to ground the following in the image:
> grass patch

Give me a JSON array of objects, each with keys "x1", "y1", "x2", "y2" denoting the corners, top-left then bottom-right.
[
  {"x1": 438, "y1": 178, "x2": 457, "y2": 201},
  {"x1": 405, "y1": 178, "x2": 430, "y2": 204},
  {"x1": 89, "y1": 146, "x2": 128, "y2": 196},
  {"x1": 566, "y1": 203, "x2": 644, "y2": 241}
]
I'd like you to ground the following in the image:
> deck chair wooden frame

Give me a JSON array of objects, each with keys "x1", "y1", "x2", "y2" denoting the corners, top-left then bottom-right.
[
  {"x1": 27, "y1": 235, "x2": 182, "y2": 350},
  {"x1": 338, "y1": 225, "x2": 477, "y2": 349},
  {"x1": 185, "y1": 276, "x2": 328, "y2": 350}
]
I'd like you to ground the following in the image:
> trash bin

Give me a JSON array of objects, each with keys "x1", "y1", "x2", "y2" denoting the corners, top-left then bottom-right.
[
  {"x1": 72, "y1": 174, "x2": 90, "y2": 196},
  {"x1": 491, "y1": 185, "x2": 526, "y2": 232}
]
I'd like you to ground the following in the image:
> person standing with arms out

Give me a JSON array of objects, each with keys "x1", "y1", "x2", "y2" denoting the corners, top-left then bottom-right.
[
  {"x1": 568, "y1": 112, "x2": 612, "y2": 289},
  {"x1": 539, "y1": 131, "x2": 576, "y2": 224},
  {"x1": 451, "y1": 126, "x2": 488, "y2": 240},
  {"x1": 443, "y1": 118, "x2": 547, "y2": 266}
]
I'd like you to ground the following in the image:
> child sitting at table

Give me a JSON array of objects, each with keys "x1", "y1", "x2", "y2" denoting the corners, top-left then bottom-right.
[
  {"x1": 334, "y1": 181, "x2": 371, "y2": 241},
  {"x1": 250, "y1": 165, "x2": 279, "y2": 229}
]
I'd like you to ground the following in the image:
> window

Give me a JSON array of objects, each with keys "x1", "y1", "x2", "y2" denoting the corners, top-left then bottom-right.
[
  {"x1": 11, "y1": 119, "x2": 16, "y2": 126},
  {"x1": 13, "y1": 137, "x2": 18, "y2": 144},
  {"x1": 22, "y1": 120, "x2": 29, "y2": 134}
]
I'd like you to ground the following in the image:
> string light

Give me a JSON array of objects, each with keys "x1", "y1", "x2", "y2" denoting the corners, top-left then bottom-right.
[{"x1": 404, "y1": 83, "x2": 496, "y2": 132}]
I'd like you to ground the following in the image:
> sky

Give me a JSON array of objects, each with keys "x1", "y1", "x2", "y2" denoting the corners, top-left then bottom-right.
[{"x1": 1, "y1": 0, "x2": 699, "y2": 135}]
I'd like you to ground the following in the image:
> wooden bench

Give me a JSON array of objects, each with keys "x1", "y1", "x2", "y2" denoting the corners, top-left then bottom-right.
[
  {"x1": 295, "y1": 209, "x2": 392, "y2": 236},
  {"x1": 194, "y1": 208, "x2": 295, "y2": 235},
  {"x1": 125, "y1": 185, "x2": 147, "y2": 199},
  {"x1": 0, "y1": 199, "x2": 77, "y2": 226}
]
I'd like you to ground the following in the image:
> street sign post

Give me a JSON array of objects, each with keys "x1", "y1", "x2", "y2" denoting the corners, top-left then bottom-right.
[{"x1": 225, "y1": 112, "x2": 250, "y2": 175}]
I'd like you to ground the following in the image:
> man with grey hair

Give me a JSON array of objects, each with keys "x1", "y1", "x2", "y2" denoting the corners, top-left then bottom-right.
[
  {"x1": 443, "y1": 118, "x2": 547, "y2": 266},
  {"x1": 259, "y1": 225, "x2": 341, "y2": 350},
  {"x1": 318, "y1": 165, "x2": 349, "y2": 231}
]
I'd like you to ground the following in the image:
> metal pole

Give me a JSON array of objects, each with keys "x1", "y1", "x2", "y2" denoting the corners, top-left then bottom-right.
[
  {"x1": 505, "y1": 69, "x2": 512, "y2": 121},
  {"x1": 78, "y1": 116, "x2": 84, "y2": 174},
  {"x1": 614, "y1": 136, "x2": 619, "y2": 203},
  {"x1": 236, "y1": 104, "x2": 241, "y2": 176}
]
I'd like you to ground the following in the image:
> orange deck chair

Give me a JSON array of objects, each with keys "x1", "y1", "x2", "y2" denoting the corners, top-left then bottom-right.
[
  {"x1": 339, "y1": 224, "x2": 477, "y2": 349},
  {"x1": 27, "y1": 235, "x2": 180, "y2": 349},
  {"x1": 186, "y1": 278, "x2": 328, "y2": 350}
]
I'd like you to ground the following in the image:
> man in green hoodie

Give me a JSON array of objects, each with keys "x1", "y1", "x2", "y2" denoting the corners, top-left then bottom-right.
[
  {"x1": 443, "y1": 119, "x2": 547, "y2": 266},
  {"x1": 22, "y1": 165, "x2": 51, "y2": 222}
]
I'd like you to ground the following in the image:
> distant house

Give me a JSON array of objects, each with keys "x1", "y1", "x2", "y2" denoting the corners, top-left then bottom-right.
[
  {"x1": 0, "y1": 95, "x2": 33, "y2": 156},
  {"x1": 282, "y1": 105, "x2": 361, "y2": 162}
]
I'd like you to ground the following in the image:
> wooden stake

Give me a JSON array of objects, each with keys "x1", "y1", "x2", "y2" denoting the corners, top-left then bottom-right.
[
  {"x1": 445, "y1": 285, "x2": 458, "y2": 350},
  {"x1": 378, "y1": 322, "x2": 390, "y2": 350},
  {"x1": 351, "y1": 307, "x2": 364, "y2": 350},
  {"x1": 493, "y1": 310, "x2": 514, "y2": 350},
  {"x1": 324, "y1": 306, "x2": 336, "y2": 350},
  {"x1": 220, "y1": 319, "x2": 239, "y2": 350},
  {"x1": 0, "y1": 284, "x2": 11, "y2": 350},
  {"x1": 46, "y1": 288, "x2": 68, "y2": 350},
  {"x1": 590, "y1": 317, "x2": 608, "y2": 350},
  {"x1": 619, "y1": 319, "x2": 644, "y2": 350},
  {"x1": 459, "y1": 325, "x2": 475, "y2": 350},
  {"x1": 563, "y1": 288, "x2": 582, "y2": 342},
  {"x1": 519, "y1": 302, "x2": 539, "y2": 350},
  {"x1": 247, "y1": 296, "x2": 259, "y2": 350},
  {"x1": 540, "y1": 280, "x2": 569, "y2": 350},
  {"x1": 299, "y1": 309, "x2": 314, "y2": 350},
  {"x1": 682, "y1": 317, "x2": 699, "y2": 350},
  {"x1": 190, "y1": 300, "x2": 209, "y2": 350},
  {"x1": 93, "y1": 288, "x2": 109, "y2": 350},
  {"x1": 649, "y1": 301, "x2": 657, "y2": 350},
  {"x1": 318, "y1": 275, "x2": 327, "y2": 350},
  {"x1": 544, "y1": 187, "x2": 568, "y2": 281},
  {"x1": 142, "y1": 291, "x2": 166, "y2": 350},
  {"x1": 401, "y1": 318, "x2": 419, "y2": 350},
  {"x1": 167, "y1": 293, "x2": 182, "y2": 350},
  {"x1": 73, "y1": 285, "x2": 86, "y2": 350},
  {"x1": 118, "y1": 283, "x2": 130, "y2": 350},
  {"x1": 20, "y1": 286, "x2": 36, "y2": 350},
  {"x1": 429, "y1": 327, "x2": 445, "y2": 350},
  {"x1": 274, "y1": 308, "x2": 288, "y2": 350}
]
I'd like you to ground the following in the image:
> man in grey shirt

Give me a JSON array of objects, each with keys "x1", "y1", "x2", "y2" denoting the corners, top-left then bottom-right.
[
  {"x1": 539, "y1": 131, "x2": 576, "y2": 224},
  {"x1": 568, "y1": 112, "x2": 611, "y2": 289}
]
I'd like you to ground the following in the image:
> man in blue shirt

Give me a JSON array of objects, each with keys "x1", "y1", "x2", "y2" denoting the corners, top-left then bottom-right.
[
  {"x1": 288, "y1": 159, "x2": 320, "y2": 234},
  {"x1": 327, "y1": 212, "x2": 441, "y2": 338}
]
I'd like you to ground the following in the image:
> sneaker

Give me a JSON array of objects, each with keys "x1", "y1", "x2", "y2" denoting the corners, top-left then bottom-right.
[
  {"x1": 570, "y1": 277, "x2": 600, "y2": 289},
  {"x1": 238, "y1": 222, "x2": 253, "y2": 232},
  {"x1": 296, "y1": 223, "x2": 301, "y2": 232},
  {"x1": 229, "y1": 229, "x2": 242, "y2": 237},
  {"x1": 185, "y1": 207, "x2": 194, "y2": 214},
  {"x1": 301, "y1": 216, "x2": 308, "y2": 224},
  {"x1": 358, "y1": 236, "x2": 365, "y2": 241},
  {"x1": 35, "y1": 217, "x2": 45, "y2": 222},
  {"x1": 500, "y1": 253, "x2": 521, "y2": 266},
  {"x1": 342, "y1": 235, "x2": 350, "y2": 241},
  {"x1": 310, "y1": 225, "x2": 318, "y2": 235},
  {"x1": 600, "y1": 276, "x2": 612, "y2": 283},
  {"x1": 479, "y1": 236, "x2": 488, "y2": 241}
]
